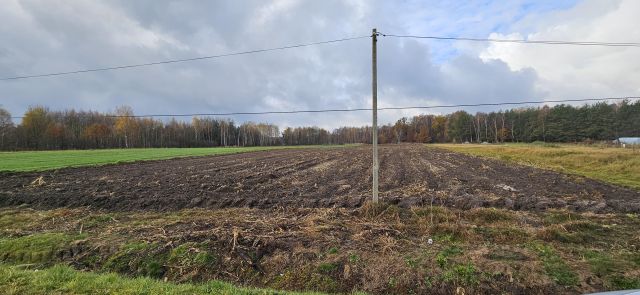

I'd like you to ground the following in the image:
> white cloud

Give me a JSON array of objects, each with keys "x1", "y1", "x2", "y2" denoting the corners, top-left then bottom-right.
[{"x1": 480, "y1": 0, "x2": 640, "y2": 100}]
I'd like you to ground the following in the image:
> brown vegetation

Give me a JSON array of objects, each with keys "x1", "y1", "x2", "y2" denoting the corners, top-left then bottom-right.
[{"x1": 1, "y1": 204, "x2": 639, "y2": 294}]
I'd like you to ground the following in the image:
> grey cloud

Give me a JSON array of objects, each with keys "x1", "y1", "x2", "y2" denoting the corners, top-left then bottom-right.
[
  {"x1": 0, "y1": 0, "x2": 540, "y2": 129},
  {"x1": 440, "y1": 55, "x2": 539, "y2": 103}
]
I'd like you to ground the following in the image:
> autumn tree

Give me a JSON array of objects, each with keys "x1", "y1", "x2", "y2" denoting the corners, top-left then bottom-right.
[
  {"x1": 432, "y1": 116, "x2": 447, "y2": 142},
  {"x1": 392, "y1": 118, "x2": 408, "y2": 143},
  {"x1": 20, "y1": 106, "x2": 51, "y2": 149},
  {"x1": 0, "y1": 107, "x2": 14, "y2": 149},
  {"x1": 83, "y1": 123, "x2": 111, "y2": 148},
  {"x1": 416, "y1": 125, "x2": 430, "y2": 143},
  {"x1": 45, "y1": 122, "x2": 66, "y2": 149},
  {"x1": 114, "y1": 106, "x2": 136, "y2": 148}
]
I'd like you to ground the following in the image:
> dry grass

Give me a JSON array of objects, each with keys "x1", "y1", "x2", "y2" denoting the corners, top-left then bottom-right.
[
  {"x1": 1, "y1": 205, "x2": 639, "y2": 294},
  {"x1": 434, "y1": 143, "x2": 640, "y2": 189}
]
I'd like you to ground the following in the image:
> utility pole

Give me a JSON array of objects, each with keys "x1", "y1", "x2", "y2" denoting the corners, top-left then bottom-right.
[{"x1": 372, "y1": 28, "x2": 379, "y2": 203}]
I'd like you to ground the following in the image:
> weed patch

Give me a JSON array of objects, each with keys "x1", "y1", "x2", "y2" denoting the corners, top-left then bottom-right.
[
  {"x1": 435, "y1": 246, "x2": 463, "y2": 268},
  {"x1": 539, "y1": 221, "x2": 611, "y2": 244},
  {"x1": 441, "y1": 263, "x2": 479, "y2": 285},
  {"x1": 584, "y1": 250, "x2": 618, "y2": 276},
  {"x1": 102, "y1": 241, "x2": 166, "y2": 278},
  {"x1": 0, "y1": 233, "x2": 84, "y2": 264},
  {"x1": 348, "y1": 253, "x2": 360, "y2": 264},
  {"x1": 0, "y1": 209, "x2": 42, "y2": 232},
  {"x1": 317, "y1": 263, "x2": 338, "y2": 274},
  {"x1": 468, "y1": 208, "x2": 515, "y2": 224},
  {"x1": 609, "y1": 275, "x2": 640, "y2": 290},
  {"x1": 326, "y1": 247, "x2": 339, "y2": 255},
  {"x1": 543, "y1": 211, "x2": 584, "y2": 225},
  {"x1": 81, "y1": 214, "x2": 115, "y2": 229},
  {"x1": 167, "y1": 242, "x2": 217, "y2": 276},
  {"x1": 474, "y1": 226, "x2": 530, "y2": 244},
  {"x1": 486, "y1": 248, "x2": 529, "y2": 261},
  {"x1": 530, "y1": 243, "x2": 578, "y2": 286}
]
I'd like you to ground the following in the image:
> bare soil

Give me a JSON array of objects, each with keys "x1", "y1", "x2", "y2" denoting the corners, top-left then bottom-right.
[{"x1": 1, "y1": 144, "x2": 638, "y2": 213}]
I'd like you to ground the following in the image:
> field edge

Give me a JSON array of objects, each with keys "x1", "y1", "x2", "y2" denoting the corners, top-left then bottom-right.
[{"x1": 431, "y1": 143, "x2": 640, "y2": 190}]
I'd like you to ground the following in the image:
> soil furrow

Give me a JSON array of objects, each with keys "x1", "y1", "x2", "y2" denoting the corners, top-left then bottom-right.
[{"x1": 1, "y1": 144, "x2": 638, "y2": 213}]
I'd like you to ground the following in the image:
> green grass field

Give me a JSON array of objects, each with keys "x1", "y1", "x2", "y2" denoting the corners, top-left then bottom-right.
[
  {"x1": 0, "y1": 146, "x2": 346, "y2": 172},
  {"x1": 434, "y1": 143, "x2": 640, "y2": 189},
  {"x1": 0, "y1": 264, "x2": 321, "y2": 295}
]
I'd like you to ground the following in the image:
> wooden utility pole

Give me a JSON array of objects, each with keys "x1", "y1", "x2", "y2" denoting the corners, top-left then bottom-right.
[{"x1": 372, "y1": 28, "x2": 379, "y2": 203}]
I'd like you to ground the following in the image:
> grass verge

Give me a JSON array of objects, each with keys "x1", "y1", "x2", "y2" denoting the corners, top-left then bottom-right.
[
  {"x1": 2, "y1": 206, "x2": 639, "y2": 294},
  {"x1": 433, "y1": 143, "x2": 640, "y2": 189},
  {"x1": 0, "y1": 264, "x2": 319, "y2": 295}
]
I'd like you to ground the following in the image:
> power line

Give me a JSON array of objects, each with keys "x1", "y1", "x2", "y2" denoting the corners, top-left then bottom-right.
[
  {"x1": 378, "y1": 97, "x2": 640, "y2": 110},
  {"x1": 379, "y1": 33, "x2": 640, "y2": 47},
  {"x1": 0, "y1": 35, "x2": 370, "y2": 81},
  {"x1": 10, "y1": 96, "x2": 638, "y2": 119},
  {"x1": 3, "y1": 32, "x2": 640, "y2": 82}
]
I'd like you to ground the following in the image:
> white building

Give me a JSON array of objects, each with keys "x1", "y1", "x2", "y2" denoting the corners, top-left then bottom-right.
[{"x1": 618, "y1": 137, "x2": 640, "y2": 146}]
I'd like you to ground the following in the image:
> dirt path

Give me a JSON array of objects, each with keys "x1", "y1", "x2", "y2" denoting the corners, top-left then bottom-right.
[{"x1": 1, "y1": 144, "x2": 638, "y2": 213}]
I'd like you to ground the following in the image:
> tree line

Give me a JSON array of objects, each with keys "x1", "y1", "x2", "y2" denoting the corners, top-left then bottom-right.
[
  {"x1": 0, "y1": 100, "x2": 638, "y2": 150},
  {"x1": 0, "y1": 106, "x2": 281, "y2": 150}
]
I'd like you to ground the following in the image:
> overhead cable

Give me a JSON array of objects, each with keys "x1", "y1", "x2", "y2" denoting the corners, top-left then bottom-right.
[
  {"x1": 0, "y1": 35, "x2": 370, "y2": 81},
  {"x1": 10, "y1": 96, "x2": 638, "y2": 119},
  {"x1": 378, "y1": 33, "x2": 640, "y2": 47}
]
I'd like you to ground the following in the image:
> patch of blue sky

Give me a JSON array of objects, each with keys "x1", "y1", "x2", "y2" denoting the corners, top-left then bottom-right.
[{"x1": 394, "y1": 0, "x2": 579, "y2": 64}]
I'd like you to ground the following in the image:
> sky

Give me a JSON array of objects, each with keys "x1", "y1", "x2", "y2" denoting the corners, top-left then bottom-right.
[{"x1": 1, "y1": 0, "x2": 639, "y2": 129}]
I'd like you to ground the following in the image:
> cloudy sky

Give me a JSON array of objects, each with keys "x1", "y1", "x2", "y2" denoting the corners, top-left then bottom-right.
[{"x1": 1, "y1": 0, "x2": 639, "y2": 129}]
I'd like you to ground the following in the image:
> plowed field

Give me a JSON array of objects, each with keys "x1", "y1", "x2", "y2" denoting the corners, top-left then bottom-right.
[{"x1": 1, "y1": 144, "x2": 638, "y2": 213}]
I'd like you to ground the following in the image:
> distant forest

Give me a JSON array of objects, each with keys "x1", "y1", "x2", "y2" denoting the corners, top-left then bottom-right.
[{"x1": 0, "y1": 100, "x2": 639, "y2": 150}]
